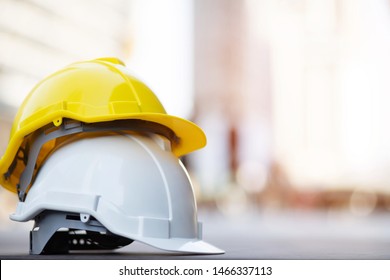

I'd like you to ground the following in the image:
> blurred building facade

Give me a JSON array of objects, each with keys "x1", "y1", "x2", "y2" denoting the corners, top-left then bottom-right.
[{"x1": 190, "y1": 0, "x2": 390, "y2": 213}]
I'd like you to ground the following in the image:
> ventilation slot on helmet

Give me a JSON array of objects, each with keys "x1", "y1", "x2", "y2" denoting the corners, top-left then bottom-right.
[{"x1": 65, "y1": 214, "x2": 98, "y2": 222}]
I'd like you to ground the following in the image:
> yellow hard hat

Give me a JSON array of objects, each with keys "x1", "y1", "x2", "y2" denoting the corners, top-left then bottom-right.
[{"x1": 0, "y1": 57, "x2": 206, "y2": 193}]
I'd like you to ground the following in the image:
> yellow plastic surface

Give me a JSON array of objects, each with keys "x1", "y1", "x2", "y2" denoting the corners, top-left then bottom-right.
[{"x1": 0, "y1": 58, "x2": 206, "y2": 193}]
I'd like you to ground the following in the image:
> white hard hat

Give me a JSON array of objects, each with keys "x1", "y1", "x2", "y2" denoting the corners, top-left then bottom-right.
[{"x1": 11, "y1": 133, "x2": 223, "y2": 255}]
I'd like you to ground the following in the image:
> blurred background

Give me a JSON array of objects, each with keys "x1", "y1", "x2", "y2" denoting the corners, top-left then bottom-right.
[{"x1": 1, "y1": 0, "x2": 390, "y2": 258}]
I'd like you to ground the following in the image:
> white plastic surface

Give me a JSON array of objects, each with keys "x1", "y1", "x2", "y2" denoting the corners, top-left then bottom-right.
[{"x1": 10, "y1": 133, "x2": 223, "y2": 254}]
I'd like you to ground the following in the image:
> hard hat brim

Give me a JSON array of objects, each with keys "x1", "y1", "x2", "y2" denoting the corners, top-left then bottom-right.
[
  {"x1": 11, "y1": 190, "x2": 224, "y2": 255},
  {"x1": 137, "y1": 237, "x2": 225, "y2": 255}
]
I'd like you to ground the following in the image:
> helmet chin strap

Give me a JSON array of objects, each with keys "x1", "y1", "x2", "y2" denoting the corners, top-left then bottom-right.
[{"x1": 15, "y1": 119, "x2": 179, "y2": 201}]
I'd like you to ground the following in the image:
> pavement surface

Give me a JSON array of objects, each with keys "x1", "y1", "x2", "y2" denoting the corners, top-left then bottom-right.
[{"x1": 1, "y1": 208, "x2": 390, "y2": 259}]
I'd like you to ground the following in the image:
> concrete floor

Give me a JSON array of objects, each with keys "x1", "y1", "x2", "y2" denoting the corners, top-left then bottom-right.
[{"x1": 1, "y1": 208, "x2": 390, "y2": 259}]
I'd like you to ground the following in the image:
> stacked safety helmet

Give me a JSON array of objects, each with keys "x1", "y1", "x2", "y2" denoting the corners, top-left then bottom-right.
[{"x1": 0, "y1": 58, "x2": 223, "y2": 255}]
